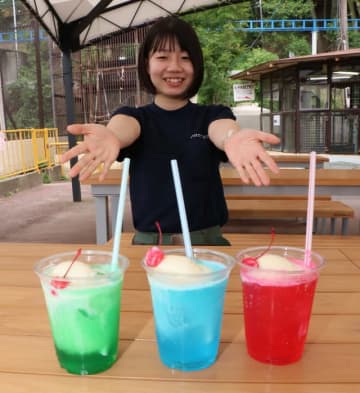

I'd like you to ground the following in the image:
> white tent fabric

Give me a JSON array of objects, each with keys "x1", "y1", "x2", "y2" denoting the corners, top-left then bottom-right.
[{"x1": 21, "y1": 0, "x2": 243, "y2": 51}]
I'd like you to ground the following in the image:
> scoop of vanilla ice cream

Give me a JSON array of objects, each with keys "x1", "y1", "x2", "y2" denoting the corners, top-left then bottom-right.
[
  {"x1": 50, "y1": 261, "x2": 97, "y2": 278},
  {"x1": 155, "y1": 255, "x2": 211, "y2": 274},
  {"x1": 257, "y1": 254, "x2": 303, "y2": 271}
]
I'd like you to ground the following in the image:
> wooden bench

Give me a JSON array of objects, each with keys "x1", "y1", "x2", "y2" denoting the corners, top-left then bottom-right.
[{"x1": 226, "y1": 199, "x2": 354, "y2": 235}]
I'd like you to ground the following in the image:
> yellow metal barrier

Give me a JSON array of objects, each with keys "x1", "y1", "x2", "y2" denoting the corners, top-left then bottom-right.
[{"x1": 0, "y1": 128, "x2": 61, "y2": 180}]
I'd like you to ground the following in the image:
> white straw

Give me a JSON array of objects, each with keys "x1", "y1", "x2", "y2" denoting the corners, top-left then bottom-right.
[
  {"x1": 305, "y1": 151, "x2": 317, "y2": 266},
  {"x1": 111, "y1": 158, "x2": 130, "y2": 271},
  {"x1": 170, "y1": 160, "x2": 193, "y2": 259}
]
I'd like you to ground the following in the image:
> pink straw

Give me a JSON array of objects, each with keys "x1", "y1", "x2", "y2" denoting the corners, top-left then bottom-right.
[{"x1": 305, "y1": 151, "x2": 317, "y2": 266}]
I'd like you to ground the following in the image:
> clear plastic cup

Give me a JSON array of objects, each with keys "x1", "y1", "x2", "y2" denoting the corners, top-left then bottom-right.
[
  {"x1": 142, "y1": 248, "x2": 235, "y2": 371},
  {"x1": 34, "y1": 250, "x2": 128, "y2": 375},
  {"x1": 237, "y1": 246, "x2": 325, "y2": 365}
]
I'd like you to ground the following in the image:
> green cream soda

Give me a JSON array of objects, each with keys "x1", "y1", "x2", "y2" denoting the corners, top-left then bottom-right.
[{"x1": 35, "y1": 250, "x2": 128, "y2": 375}]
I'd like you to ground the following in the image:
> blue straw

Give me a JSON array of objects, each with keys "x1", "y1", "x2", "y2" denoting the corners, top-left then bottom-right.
[
  {"x1": 170, "y1": 159, "x2": 193, "y2": 259},
  {"x1": 111, "y1": 157, "x2": 130, "y2": 271}
]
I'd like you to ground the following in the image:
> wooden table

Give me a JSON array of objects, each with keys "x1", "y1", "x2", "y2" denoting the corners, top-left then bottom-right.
[
  {"x1": 269, "y1": 152, "x2": 329, "y2": 168},
  {"x1": 1, "y1": 234, "x2": 360, "y2": 392},
  {"x1": 82, "y1": 170, "x2": 124, "y2": 244},
  {"x1": 83, "y1": 168, "x2": 360, "y2": 244},
  {"x1": 220, "y1": 166, "x2": 360, "y2": 195}
]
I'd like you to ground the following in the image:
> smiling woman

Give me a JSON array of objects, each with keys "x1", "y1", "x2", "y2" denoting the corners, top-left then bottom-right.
[{"x1": 60, "y1": 16, "x2": 280, "y2": 246}]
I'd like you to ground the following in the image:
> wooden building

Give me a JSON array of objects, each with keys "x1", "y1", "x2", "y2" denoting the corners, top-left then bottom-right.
[{"x1": 231, "y1": 49, "x2": 360, "y2": 154}]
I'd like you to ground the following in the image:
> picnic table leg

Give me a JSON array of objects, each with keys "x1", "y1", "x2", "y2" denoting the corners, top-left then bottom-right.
[
  {"x1": 318, "y1": 218, "x2": 327, "y2": 234},
  {"x1": 330, "y1": 218, "x2": 336, "y2": 235},
  {"x1": 314, "y1": 217, "x2": 326, "y2": 235},
  {"x1": 110, "y1": 195, "x2": 119, "y2": 239},
  {"x1": 314, "y1": 218, "x2": 318, "y2": 234},
  {"x1": 341, "y1": 218, "x2": 349, "y2": 236},
  {"x1": 95, "y1": 195, "x2": 109, "y2": 244}
]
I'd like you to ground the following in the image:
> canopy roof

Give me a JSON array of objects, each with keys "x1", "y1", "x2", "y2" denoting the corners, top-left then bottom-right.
[
  {"x1": 231, "y1": 48, "x2": 360, "y2": 81},
  {"x1": 21, "y1": 0, "x2": 244, "y2": 51}
]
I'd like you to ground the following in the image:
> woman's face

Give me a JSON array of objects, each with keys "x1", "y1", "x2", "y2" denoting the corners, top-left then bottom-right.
[{"x1": 147, "y1": 39, "x2": 194, "y2": 100}]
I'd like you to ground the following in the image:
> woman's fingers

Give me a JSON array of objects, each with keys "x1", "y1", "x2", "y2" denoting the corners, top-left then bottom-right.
[
  {"x1": 234, "y1": 159, "x2": 270, "y2": 187},
  {"x1": 60, "y1": 144, "x2": 85, "y2": 164},
  {"x1": 79, "y1": 158, "x2": 102, "y2": 181}
]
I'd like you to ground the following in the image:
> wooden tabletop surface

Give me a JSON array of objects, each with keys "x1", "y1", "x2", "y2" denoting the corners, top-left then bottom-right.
[
  {"x1": 220, "y1": 166, "x2": 360, "y2": 186},
  {"x1": 1, "y1": 234, "x2": 360, "y2": 392},
  {"x1": 268, "y1": 152, "x2": 329, "y2": 163},
  {"x1": 82, "y1": 166, "x2": 360, "y2": 187}
]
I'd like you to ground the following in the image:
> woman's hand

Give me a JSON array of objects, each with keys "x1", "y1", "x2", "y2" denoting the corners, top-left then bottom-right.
[
  {"x1": 224, "y1": 129, "x2": 280, "y2": 186},
  {"x1": 60, "y1": 124, "x2": 122, "y2": 181}
]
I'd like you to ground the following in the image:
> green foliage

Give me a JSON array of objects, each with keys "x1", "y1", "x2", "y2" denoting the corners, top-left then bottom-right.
[
  {"x1": 5, "y1": 40, "x2": 53, "y2": 128},
  {"x1": 256, "y1": 0, "x2": 313, "y2": 57},
  {"x1": 183, "y1": 3, "x2": 251, "y2": 105},
  {"x1": 260, "y1": 0, "x2": 313, "y2": 19},
  {"x1": 234, "y1": 48, "x2": 278, "y2": 71},
  {"x1": 0, "y1": 0, "x2": 32, "y2": 30},
  {"x1": 1, "y1": 2, "x2": 52, "y2": 128},
  {"x1": 41, "y1": 170, "x2": 51, "y2": 184},
  {"x1": 260, "y1": 31, "x2": 311, "y2": 58},
  {"x1": 349, "y1": 31, "x2": 360, "y2": 48}
]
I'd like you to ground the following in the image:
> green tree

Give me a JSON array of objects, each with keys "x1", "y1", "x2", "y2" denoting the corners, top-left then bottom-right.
[
  {"x1": 253, "y1": 0, "x2": 313, "y2": 57},
  {"x1": 183, "y1": 3, "x2": 251, "y2": 105},
  {"x1": 6, "y1": 40, "x2": 53, "y2": 128},
  {"x1": 183, "y1": 1, "x2": 315, "y2": 105},
  {"x1": 0, "y1": 0, "x2": 32, "y2": 30}
]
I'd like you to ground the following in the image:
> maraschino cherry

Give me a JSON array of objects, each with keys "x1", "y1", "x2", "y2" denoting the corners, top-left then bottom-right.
[
  {"x1": 51, "y1": 248, "x2": 82, "y2": 289},
  {"x1": 145, "y1": 246, "x2": 164, "y2": 267},
  {"x1": 242, "y1": 228, "x2": 275, "y2": 268},
  {"x1": 144, "y1": 221, "x2": 165, "y2": 267}
]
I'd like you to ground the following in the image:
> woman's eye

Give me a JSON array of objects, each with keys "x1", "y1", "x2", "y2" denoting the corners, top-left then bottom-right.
[{"x1": 181, "y1": 53, "x2": 191, "y2": 60}]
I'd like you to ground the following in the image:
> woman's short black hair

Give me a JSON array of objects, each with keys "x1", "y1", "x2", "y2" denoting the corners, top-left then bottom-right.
[{"x1": 138, "y1": 16, "x2": 204, "y2": 99}]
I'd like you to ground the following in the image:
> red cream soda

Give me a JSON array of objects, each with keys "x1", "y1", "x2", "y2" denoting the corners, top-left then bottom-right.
[{"x1": 238, "y1": 247, "x2": 324, "y2": 365}]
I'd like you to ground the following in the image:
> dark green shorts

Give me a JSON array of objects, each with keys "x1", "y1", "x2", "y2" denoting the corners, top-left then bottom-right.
[{"x1": 132, "y1": 225, "x2": 230, "y2": 246}]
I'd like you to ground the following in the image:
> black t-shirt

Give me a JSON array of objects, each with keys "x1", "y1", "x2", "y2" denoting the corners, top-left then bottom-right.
[{"x1": 113, "y1": 101, "x2": 235, "y2": 233}]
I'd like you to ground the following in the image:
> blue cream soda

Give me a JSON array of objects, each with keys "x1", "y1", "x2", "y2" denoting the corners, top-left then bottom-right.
[{"x1": 143, "y1": 249, "x2": 235, "y2": 371}]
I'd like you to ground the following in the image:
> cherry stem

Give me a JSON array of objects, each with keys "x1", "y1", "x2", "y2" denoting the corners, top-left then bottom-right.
[
  {"x1": 255, "y1": 227, "x2": 275, "y2": 260},
  {"x1": 63, "y1": 248, "x2": 82, "y2": 278},
  {"x1": 155, "y1": 221, "x2": 163, "y2": 246}
]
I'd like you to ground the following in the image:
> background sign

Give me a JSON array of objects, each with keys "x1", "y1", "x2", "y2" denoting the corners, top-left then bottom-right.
[{"x1": 233, "y1": 82, "x2": 255, "y2": 102}]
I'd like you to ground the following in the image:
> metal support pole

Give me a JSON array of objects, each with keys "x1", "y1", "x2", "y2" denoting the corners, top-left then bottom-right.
[
  {"x1": 11, "y1": 0, "x2": 19, "y2": 70},
  {"x1": 339, "y1": 0, "x2": 349, "y2": 50},
  {"x1": 311, "y1": 30, "x2": 318, "y2": 55},
  {"x1": 62, "y1": 50, "x2": 81, "y2": 202},
  {"x1": 0, "y1": 71, "x2": 6, "y2": 130}
]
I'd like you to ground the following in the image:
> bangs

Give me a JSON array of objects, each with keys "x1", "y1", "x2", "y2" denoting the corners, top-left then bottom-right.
[{"x1": 150, "y1": 34, "x2": 179, "y2": 53}]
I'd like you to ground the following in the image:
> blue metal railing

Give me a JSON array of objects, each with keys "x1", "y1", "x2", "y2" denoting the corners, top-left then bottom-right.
[
  {"x1": 1, "y1": 18, "x2": 359, "y2": 44},
  {"x1": 234, "y1": 18, "x2": 360, "y2": 32},
  {"x1": 0, "y1": 29, "x2": 48, "y2": 43}
]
